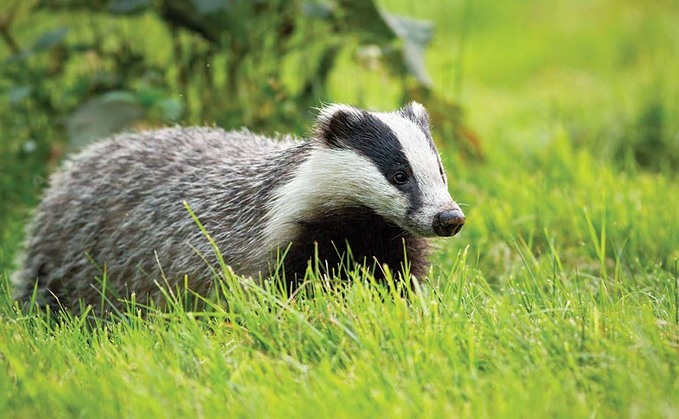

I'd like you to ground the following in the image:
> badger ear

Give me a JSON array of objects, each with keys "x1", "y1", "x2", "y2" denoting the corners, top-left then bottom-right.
[
  {"x1": 400, "y1": 101, "x2": 430, "y2": 131},
  {"x1": 314, "y1": 104, "x2": 364, "y2": 149}
]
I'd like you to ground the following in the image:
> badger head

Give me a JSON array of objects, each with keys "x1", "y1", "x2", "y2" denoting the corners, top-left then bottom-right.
[
  {"x1": 268, "y1": 102, "x2": 464, "y2": 240},
  {"x1": 268, "y1": 102, "x2": 465, "y2": 248},
  {"x1": 314, "y1": 102, "x2": 465, "y2": 237}
]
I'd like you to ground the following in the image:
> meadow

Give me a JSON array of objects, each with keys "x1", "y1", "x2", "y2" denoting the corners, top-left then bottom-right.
[{"x1": 1, "y1": 0, "x2": 678, "y2": 417}]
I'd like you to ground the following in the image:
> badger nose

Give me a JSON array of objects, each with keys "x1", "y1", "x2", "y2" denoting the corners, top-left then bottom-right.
[{"x1": 433, "y1": 209, "x2": 465, "y2": 237}]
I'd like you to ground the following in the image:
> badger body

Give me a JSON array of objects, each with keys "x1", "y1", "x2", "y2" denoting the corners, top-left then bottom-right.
[{"x1": 13, "y1": 103, "x2": 465, "y2": 312}]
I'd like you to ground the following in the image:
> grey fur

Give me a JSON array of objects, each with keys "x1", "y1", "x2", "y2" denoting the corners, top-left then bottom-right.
[{"x1": 13, "y1": 103, "x2": 463, "y2": 313}]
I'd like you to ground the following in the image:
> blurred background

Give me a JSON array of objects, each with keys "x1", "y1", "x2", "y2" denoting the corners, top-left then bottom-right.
[{"x1": 1, "y1": 0, "x2": 678, "y2": 281}]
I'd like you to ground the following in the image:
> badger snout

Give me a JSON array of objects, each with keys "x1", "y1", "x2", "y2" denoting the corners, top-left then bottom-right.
[{"x1": 432, "y1": 208, "x2": 465, "y2": 236}]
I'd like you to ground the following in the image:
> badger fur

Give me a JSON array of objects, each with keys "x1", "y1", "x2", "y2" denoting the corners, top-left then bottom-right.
[{"x1": 13, "y1": 102, "x2": 465, "y2": 313}]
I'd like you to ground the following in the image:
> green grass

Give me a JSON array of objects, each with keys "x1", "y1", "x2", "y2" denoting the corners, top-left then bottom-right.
[
  {"x1": 1, "y1": 251, "x2": 677, "y2": 417},
  {"x1": 2, "y1": 0, "x2": 679, "y2": 417}
]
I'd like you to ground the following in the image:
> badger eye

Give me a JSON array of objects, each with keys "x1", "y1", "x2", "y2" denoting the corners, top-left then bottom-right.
[{"x1": 392, "y1": 171, "x2": 409, "y2": 185}]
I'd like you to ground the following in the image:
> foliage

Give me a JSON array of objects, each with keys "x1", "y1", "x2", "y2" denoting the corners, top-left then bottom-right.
[
  {"x1": 1, "y1": 230, "x2": 678, "y2": 417},
  {"x1": 0, "y1": 0, "x2": 472, "y2": 152},
  {"x1": 0, "y1": 0, "x2": 478, "y2": 271}
]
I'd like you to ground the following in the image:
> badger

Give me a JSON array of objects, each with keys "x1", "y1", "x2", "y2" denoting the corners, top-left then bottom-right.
[{"x1": 12, "y1": 102, "x2": 465, "y2": 313}]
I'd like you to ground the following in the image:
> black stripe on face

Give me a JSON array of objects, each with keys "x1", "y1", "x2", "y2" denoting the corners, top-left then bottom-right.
[
  {"x1": 342, "y1": 112, "x2": 424, "y2": 214},
  {"x1": 438, "y1": 159, "x2": 446, "y2": 185}
]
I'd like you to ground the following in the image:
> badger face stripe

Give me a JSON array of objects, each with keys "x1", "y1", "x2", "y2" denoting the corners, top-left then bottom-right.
[
  {"x1": 370, "y1": 110, "x2": 456, "y2": 228},
  {"x1": 341, "y1": 112, "x2": 427, "y2": 214},
  {"x1": 398, "y1": 103, "x2": 448, "y2": 186},
  {"x1": 399, "y1": 102, "x2": 437, "y2": 154}
]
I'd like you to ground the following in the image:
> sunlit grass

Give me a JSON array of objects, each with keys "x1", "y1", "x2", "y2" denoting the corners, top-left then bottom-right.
[{"x1": 1, "y1": 234, "x2": 677, "y2": 417}]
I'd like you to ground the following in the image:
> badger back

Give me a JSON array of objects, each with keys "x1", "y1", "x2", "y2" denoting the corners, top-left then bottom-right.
[{"x1": 11, "y1": 127, "x2": 304, "y2": 310}]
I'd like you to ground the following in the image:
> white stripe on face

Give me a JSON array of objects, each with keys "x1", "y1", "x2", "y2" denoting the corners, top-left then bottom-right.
[
  {"x1": 264, "y1": 147, "x2": 409, "y2": 250},
  {"x1": 373, "y1": 111, "x2": 456, "y2": 235}
]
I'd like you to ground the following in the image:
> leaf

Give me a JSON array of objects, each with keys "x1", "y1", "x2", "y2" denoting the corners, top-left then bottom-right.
[
  {"x1": 401, "y1": 40, "x2": 433, "y2": 88},
  {"x1": 5, "y1": 51, "x2": 33, "y2": 64},
  {"x1": 101, "y1": 90, "x2": 138, "y2": 104},
  {"x1": 192, "y1": 0, "x2": 232, "y2": 15},
  {"x1": 136, "y1": 87, "x2": 165, "y2": 108},
  {"x1": 32, "y1": 27, "x2": 69, "y2": 52},
  {"x1": 381, "y1": 12, "x2": 434, "y2": 87},
  {"x1": 157, "y1": 97, "x2": 184, "y2": 121},
  {"x1": 66, "y1": 95, "x2": 144, "y2": 153},
  {"x1": 382, "y1": 13, "x2": 433, "y2": 48},
  {"x1": 8, "y1": 86, "x2": 32, "y2": 106},
  {"x1": 161, "y1": 0, "x2": 253, "y2": 44},
  {"x1": 108, "y1": 0, "x2": 151, "y2": 14},
  {"x1": 335, "y1": 1, "x2": 435, "y2": 87},
  {"x1": 302, "y1": 2, "x2": 334, "y2": 19},
  {"x1": 337, "y1": 0, "x2": 393, "y2": 42}
]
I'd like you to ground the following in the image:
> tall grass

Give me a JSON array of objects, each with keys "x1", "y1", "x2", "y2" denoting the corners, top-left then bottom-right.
[{"x1": 1, "y1": 233, "x2": 677, "y2": 417}]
